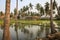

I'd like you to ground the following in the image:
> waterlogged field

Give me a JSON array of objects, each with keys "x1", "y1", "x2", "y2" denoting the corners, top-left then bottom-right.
[{"x1": 0, "y1": 20, "x2": 60, "y2": 40}]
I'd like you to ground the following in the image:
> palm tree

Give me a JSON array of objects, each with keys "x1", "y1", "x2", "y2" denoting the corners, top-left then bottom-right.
[
  {"x1": 10, "y1": 12, "x2": 13, "y2": 19},
  {"x1": 56, "y1": 6, "x2": 60, "y2": 19},
  {"x1": 40, "y1": 6, "x2": 44, "y2": 16},
  {"x1": 25, "y1": 5, "x2": 29, "y2": 11},
  {"x1": 2, "y1": 0, "x2": 11, "y2": 40},
  {"x1": 15, "y1": 0, "x2": 18, "y2": 20},
  {"x1": 15, "y1": 0, "x2": 22, "y2": 20},
  {"x1": 14, "y1": 0, "x2": 23, "y2": 39},
  {"x1": 53, "y1": 0, "x2": 57, "y2": 10},
  {"x1": 21, "y1": 6, "x2": 29, "y2": 17},
  {"x1": 22, "y1": 6, "x2": 26, "y2": 12},
  {"x1": 36, "y1": 3, "x2": 40, "y2": 11},
  {"x1": 29, "y1": 3, "x2": 33, "y2": 15},
  {"x1": 45, "y1": 2, "x2": 49, "y2": 16},
  {"x1": 27, "y1": 11, "x2": 30, "y2": 16},
  {"x1": 58, "y1": 6, "x2": 60, "y2": 15},
  {"x1": 49, "y1": 0, "x2": 57, "y2": 33},
  {"x1": 14, "y1": 8, "x2": 17, "y2": 16},
  {"x1": 29, "y1": 3, "x2": 33, "y2": 9},
  {"x1": 36, "y1": 3, "x2": 41, "y2": 16},
  {"x1": 0, "y1": 11, "x2": 4, "y2": 16},
  {"x1": 50, "y1": 0, "x2": 55, "y2": 34}
]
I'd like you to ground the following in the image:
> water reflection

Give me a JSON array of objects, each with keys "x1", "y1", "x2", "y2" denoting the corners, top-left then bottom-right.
[
  {"x1": 15, "y1": 23, "x2": 19, "y2": 40},
  {"x1": 0, "y1": 22, "x2": 60, "y2": 40},
  {"x1": 56, "y1": 21, "x2": 60, "y2": 26}
]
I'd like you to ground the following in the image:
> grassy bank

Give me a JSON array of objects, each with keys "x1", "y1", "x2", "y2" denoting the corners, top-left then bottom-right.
[
  {"x1": 10, "y1": 20, "x2": 50, "y2": 24},
  {"x1": 0, "y1": 19, "x2": 60, "y2": 24}
]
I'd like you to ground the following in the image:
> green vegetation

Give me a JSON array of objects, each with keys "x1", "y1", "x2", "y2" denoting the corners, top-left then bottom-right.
[
  {"x1": 0, "y1": 19, "x2": 60, "y2": 25},
  {"x1": 0, "y1": 20, "x2": 3, "y2": 24}
]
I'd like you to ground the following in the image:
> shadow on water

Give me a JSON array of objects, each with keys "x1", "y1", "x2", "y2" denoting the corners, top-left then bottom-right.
[{"x1": 0, "y1": 21, "x2": 60, "y2": 40}]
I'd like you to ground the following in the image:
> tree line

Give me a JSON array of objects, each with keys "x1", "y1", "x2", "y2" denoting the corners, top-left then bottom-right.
[{"x1": 0, "y1": 0, "x2": 60, "y2": 20}]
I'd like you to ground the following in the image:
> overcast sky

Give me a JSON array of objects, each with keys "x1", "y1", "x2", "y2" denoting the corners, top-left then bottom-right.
[{"x1": 0, "y1": 0, "x2": 60, "y2": 12}]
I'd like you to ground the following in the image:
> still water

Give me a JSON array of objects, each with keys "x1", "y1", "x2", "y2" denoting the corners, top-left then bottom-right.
[{"x1": 0, "y1": 22, "x2": 60, "y2": 40}]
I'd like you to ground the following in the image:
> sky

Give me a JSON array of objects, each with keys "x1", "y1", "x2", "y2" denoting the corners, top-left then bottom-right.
[{"x1": 0, "y1": 0, "x2": 60, "y2": 13}]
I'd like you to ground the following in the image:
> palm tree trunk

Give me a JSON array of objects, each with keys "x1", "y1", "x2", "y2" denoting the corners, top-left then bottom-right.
[
  {"x1": 50, "y1": 0, "x2": 55, "y2": 34},
  {"x1": 2, "y1": 0, "x2": 11, "y2": 40},
  {"x1": 15, "y1": 0, "x2": 18, "y2": 21},
  {"x1": 15, "y1": 1, "x2": 18, "y2": 40}
]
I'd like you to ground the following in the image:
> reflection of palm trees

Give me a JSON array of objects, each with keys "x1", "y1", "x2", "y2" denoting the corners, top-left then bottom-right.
[
  {"x1": 19, "y1": 23, "x2": 26, "y2": 29},
  {"x1": 21, "y1": 27, "x2": 30, "y2": 40},
  {"x1": 21, "y1": 28, "x2": 29, "y2": 34},
  {"x1": 2, "y1": 0, "x2": 11, "y2": 40},
  {"x1": 15, "y1": 23, "x2": 19, "y2": 40},
  {"x1": 45, "y1": 27, "x2": 49, "y2": 38},
  {"x1": 37, "y1": 26, "x2": 44, "y2": 38},
  {"x1": 29, "y1": 32, "x2": 33, "y2": 40}
]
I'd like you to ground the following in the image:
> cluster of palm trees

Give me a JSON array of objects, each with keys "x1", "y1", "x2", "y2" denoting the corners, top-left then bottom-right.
[
  {"x1": 2, "y1": 0, "x2": 60, "y2": 40},
  {"x1": 0, "y1": 0, "x2": 60, "y2": 20},
  {"x1": 9, "y1": 0, "x2": 60, "y2": 20}
]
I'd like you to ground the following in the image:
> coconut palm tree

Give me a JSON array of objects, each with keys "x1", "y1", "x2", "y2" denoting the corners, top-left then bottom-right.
[
  {"x1": 36, "y1": 3, "x2": 41, "y2": 16},
  {"x1": 15, "y1": 0, "x2": 23, "y2": 20},
  {"x1": 26, "y1": 5, "x2": 29, "y2": 11},
  {"x1": 56, "y1": 6, "x2": 60, "y2": 19},
  {"x1": 58, "y1": 6, "x2": 60, "y2": 15},
  {"x1": 0, "y1": 11, "x2": 4, "y2": 16},
  {"x1": 2, "y1": 0, "x2": 11, "y2": 40},
  {"x1": 45, "y1": 2, "x2": 49, "y2": 16},
  {"x1": 10, "y1": 12, "x2": 13, "y2": 19},
  {"x1": 14, "y1": 8, "x2": 17, "y2": 15},
  {"x1": 50, "y1": 0, "x2": 55, "y2": 34},
  {"x1": 21, "y1": 6, "x2": 29, "y2": 12},
  {"x1": 27, "y1": 11, "x2": 30, "y2": 16},
  {"x1": 53, "y1": 0, "x2": 57, "y2": 10},
  {"x1": 29, "y1": 3, "x2": 33, "y2": 9},
  {"x1": 36, "y1": 3, "x2": 40, "y2": 11},
  {"x1": 40, "y1": 6, "x2": 44, "y2": 16},
  {"x1": 15, "y1": 0, "x2": 18, "y2": 20},
  {"x1": 14, "y1": 0, "x2": 22, "y2": 39},
  {"x1": 22, "y1": 6, "x2": 26, "y2": 12},
  {"x1": 29, "y1": 3, "x2": 33, "y2": 16},
  {"x1": 21, "y1": 6, "x2": 29, "y2": 17}
]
